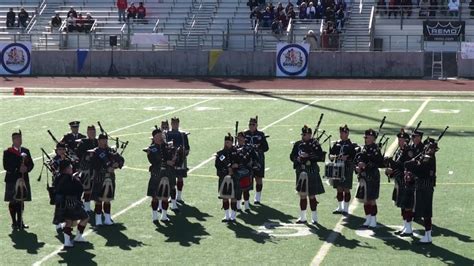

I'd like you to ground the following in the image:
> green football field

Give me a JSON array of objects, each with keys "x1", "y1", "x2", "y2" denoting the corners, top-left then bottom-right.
[{"x1": 0, "y1": 92, "x2": 473, "y2": 265}]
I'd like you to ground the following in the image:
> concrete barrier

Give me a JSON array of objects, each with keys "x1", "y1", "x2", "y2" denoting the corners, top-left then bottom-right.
[
  {"x1": 457, "y1": 53, "x2": 474, "y2": 78},
  {"x1": 30, "y1": 50, "x2": 425, "y2": 77}
]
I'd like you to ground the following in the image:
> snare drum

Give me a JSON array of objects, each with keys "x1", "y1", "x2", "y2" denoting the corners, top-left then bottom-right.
[{"x1": 324, "y1": 162, "x2": 345, "y2": 180}]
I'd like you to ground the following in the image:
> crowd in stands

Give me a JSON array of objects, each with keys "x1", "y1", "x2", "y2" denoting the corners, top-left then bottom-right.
[
  {"x1": 55, "y1": 7, "x2": 96, "y2": 33},
  {"x1": 118, "y1": 0, "x2": 147, "y2": 23},
  {"x1": 376, "y1": 0, "x2": 474, "y2": 18},
  {"x1": 6, "y1": 7, "x2": 30, "y2": 29}
]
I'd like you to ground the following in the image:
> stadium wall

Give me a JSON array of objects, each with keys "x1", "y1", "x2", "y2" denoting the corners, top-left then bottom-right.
[
  {"x1": 31, "y1": 51, "x2": 425, "y2": 77},
  {"x1": 457, "y1": 54, "x2": 474, "y2": 78}
]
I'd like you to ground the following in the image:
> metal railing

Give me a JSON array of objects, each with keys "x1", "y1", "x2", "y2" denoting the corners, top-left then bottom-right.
[
  {"x1": 153, "y1": 18, "x2": 160, "y2": 33},
  {"x1": 25, "y1": 0, "x2": 47, "y2": 34},
  {"x1": 369, "y1": 6, "x2": 376, "y2": 50}
]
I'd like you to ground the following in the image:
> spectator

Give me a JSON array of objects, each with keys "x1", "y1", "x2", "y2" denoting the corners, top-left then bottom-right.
[
  {"x1": 250, "y1": 7, "x2": 262, "y2": 28},
  {"x1": 376, "y1": 0, "x2": 387, "y2": 15},
  {"x1": 67, "y1": 6, "x2": 77, "y2": 18},
  {"x1": 50, "y1": 13, "x2": 62, "y2": 31},
  {"x1": 258, "y1": 0, "x2": 266, "y2": 8},
  {"x1": 271, "y1": 19, "x2": 283, "y2": 36},
  {"x1": 268, "y1": 3, "x2": 275, "y2": 14},
  {"x1": 429, "y1": 0, "x2": 438, "y2": 16},
  {"x1": 315, "y1": 2, "x2": 324, "y2": 19},
  {"x1": 67, "y1": 13, "x2": 76, "y2": 32},
  {"x1": 401, "y1": 0, "x2": 412, "y2": 17},
  {"x1": 117, "y1": 0, "x2": 127, "y2": 22},
  {"x1": 287, "y1": 6, "x2": 296, "y2": 19},
  {"x1": 137, "y1": 2, "x2": 147, "y2": 21},
  {"x1": 335, "y1": 7, "x2": 344, "y2": 32},
  {"x1": 299, "y1": 2, "x2": 308, "y2": 18},
  {"x1": 307, "y1": 2, "x2": 316, "y2": 18},
  {"x1": 262, "y1": 7, "x2": 274, "y2": 27},
  {"x1": 297, "y1": 0, "x2": 305, "y2": 5},
  {"x1": 247, "y1": 0, "x2": 258, "y2": 11},
  {"x1": 276, "y1": 2, "x2": 285, "y2": 14},
  {"x1": 278, "y1": 10, "x2": 288, "y2": 28},
  {"x1": 448, "y1": 0, "x2": 459, "y2": 16},
  {"x1": 6, "y1": 8, "x2": 16, "y2": 28},
  {"x1": 470, "y1": 0, "x2": 474, "y2": 17},
  {"x1": 18, "y1": 8, "x2": 29, "y2": 28},
  {"x1": 335, "y1": 0, "x2": 346, "y2": 11},
  {"x1": 388, "y1": 0, "x2": 399, "y2": 18},
  {"x1": 127, "y1": 3, "x2": 137, "y2": 21},
  {"x1": 84, "y1": 13, "x2": 94, "y2": 33},
  {"x1": 325, "y1": 6, "x2": 336, "y2": 22},
  {"x1": 303, "y1": 30, "x2": 319, "y2": 50},
  {"x1": 438, "y1": 0, "x2": 448, "y2": 16},
  {"x1": 285, "y1": 0, "x2": 294, "y2": 13},
  {"x1": 76, "y1": 13, "x2": 84, "y2": 32}
]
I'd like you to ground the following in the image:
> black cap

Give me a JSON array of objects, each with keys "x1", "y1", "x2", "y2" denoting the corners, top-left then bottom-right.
[
  {"x1": 397, "y1": 128, "x2": 410, "y2": 141},
  {"x1": 161, "y1": 120, "x2": 169, "y2": 128},
  {"x1": 249, "y1": 117, "x2": 258, "y2": 124},
  {"x1": 87, "y1": 125, "x2": 96, "y2": 131},
  {"x1": 69, "y1": 121, "x2": 80, "y2": 127},
  {"x1": 339, "y1": 124, "x2": 349, "y2": 133},
  {"x1": 56, "y1": 143, "x2": 66, "y2": 149},
  {"x1": 237, "y1": 131, "x2": 245, "y2": 138},
  {"x1": 225, "y1": 133, "x2": 234, "y2": 142},
  {"x1": 423, "y1": 137, "x2": 439, "y2": 151},
  {"x1": 301, "y1": 125, "x2": 312, "y2": 135},
  {"x1": 171, "y1": 117, "x2": 180, "y2": 123},
  {"x1": 12, "y1": 130, "x2": 22, "y2": 138},
  {"x1": 98, "y1": 133, "x2": 108, "y2": 140},
  {"x1": 59, "y1": 160, "x2": 72, "y2": 172},
  {"x1": 152, "y1": 128, "x2": 162, "y2": 137},
  {"x1": 411, "y1": 129, "x2": 424, "y2": 137},
  {"x1": 364, "y1": 128, "x2": 377, "y2": 138}
]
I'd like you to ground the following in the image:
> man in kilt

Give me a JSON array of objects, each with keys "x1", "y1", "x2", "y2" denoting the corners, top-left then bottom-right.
[
  {"x1": 355, "y1": 129, "x2": 384, "y2": 229},
  {"x1": 55, "y1": 160, "x2": 89, "y2": 248},
  {"x1": 166, "y1": 117, "x2": 189, "y2": 205},
  {"x1": 385, "y1": 129, "x2": 415, "y2": 236},
  {"x1": 215, "y1": 133, "x2": 239, "y2": 222},
  {"x1": 51, "y1": 143, "x2": 69, "y2": 232},
  {"x1": 405, "y1": 138, "x2": 439, "y2": 244},
  {"x1": 146, "y1": 128, "x2": 175, "y2": 223},
  {"x1": 244, "y1": 117, "x2": 269, "y2": 204},
  {"x1": 75, "y1": 125, "x2": 98, "y2": 213},
  {"x1": 3, "y1": 131, "x2": 34, "y2": 230},
  {"x1": 290, "y1": 125, "x2": 325, "y2": 224},
  {"x1": 328, "y1": 125, "x2": 357, "y2": 215},
  {"x1": 90, "y1": 134, "x2": 125, "y2": 226}
]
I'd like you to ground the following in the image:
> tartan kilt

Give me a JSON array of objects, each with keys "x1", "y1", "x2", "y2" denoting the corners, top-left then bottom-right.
[
  {"x1": 91, "y1": 172, "x2": 116, "y2": 201},
  {"x1": 414, "y1": 188, "x2": 434, "y2": 218},
  {"x1": 4, "y1": 179, "x2": 32, "y2": 202},
  {"x1": 332, "y1": 162, "x2": 354, "y2": 189},
  {"x1": 254, "y1": 152, "x2": 265, "y2": 178},
  {"x1": 147, "y1": 167, "x2": 176, "y2": 197},
  {"x1": 52, "y1": 204, "x2": 64, "y2": 225},
  {"x1": 175, "y1": 157, "x2": 188, "y2": 178},
  {"x1": 356, "y1": 169, "x2": 380, "y2": 201},
  {"x1": 295, "y1": 168, "x2": 325, "y2": 196},
  {"x1": 218, "y1": 174, "x2": 242, "y2": 200},
  {"x1": 63, "y1": 203, "x2": 88, "y2": 221}
]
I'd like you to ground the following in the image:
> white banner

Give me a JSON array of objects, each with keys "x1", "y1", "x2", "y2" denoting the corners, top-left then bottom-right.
[
  {"x1": 0, "y1": 42, "x2": 32, "y2": 75},
  {"x1": 131, "y1": 33, "x2": 168, "y2": 45},
  {"x1": 276, "y1": 42, "x2": 310, "y2": 77},
  {"x1": 461, "y1": 42, "x2": 474, "y2": 59}
]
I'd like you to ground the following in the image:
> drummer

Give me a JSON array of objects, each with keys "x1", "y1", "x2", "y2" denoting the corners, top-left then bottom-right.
[{"x1": 328, "y1": 125, "x2": 358, "y2": 215}]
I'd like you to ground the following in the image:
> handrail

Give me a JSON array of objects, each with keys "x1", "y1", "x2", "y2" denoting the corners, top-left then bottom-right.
[
  {"x1": 359, "y1": 0, "x2": 363, "y2": 14},
  {"x1": 120, "y1": 23, "x2": 127, "y2": 34},
  {"x1": 26, "y1": 0, "x2": 46, "y2": 34},
  {"x1": 254, "y1": 20, "x2": 259, "y2": 34},
  {"x1": 319, "y1": 19, "x2": 324, "y2": 34},
  {"x1": 286, "y1": 18, "x2": 293, "y2": 43},
  {"x1": 153, "y1": 18, "x2": 160, "y2": 33},
  {"x1": 59, "y1": 19, "x2": 67, "y2": 32},
  {"x1": 90, "y1": 19, "x2": 98, "y2": 33},
  {"x1": 369, "y1": 5, "x2": 376, "y2": 51}
]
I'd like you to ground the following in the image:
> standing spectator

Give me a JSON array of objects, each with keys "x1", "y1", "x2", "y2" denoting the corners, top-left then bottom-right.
[
  {"x1": 287, "y1": 6, "x2": 296, "y2": 19},
  {"x1": 76, "y1": 13, "x2": 85, "y2": 32},
  {"x1": 117, "y1": 0, "x2": 127, "y2": 22},
  {"x1": 250, "y1": 7, "x2": 262, "y2": 28},
  {"x1": 470, "y1": 0, "x2": 474, "y2": 17},
  {"x1": 247, "y1": 0, "x2": 258, "y2": 11},
  {"x1": 335, "y1": 0, "x2": 346, "y2": 11},
  {"x1": 448, "y1": 0, "x2": 459, "y2": 16},
  {"x1": 50, "y1": 13, "x2": 62, "y2": 31},
  {"x1": 67, "y1": 13, "x2": 76, "y2": 32},
  {"x1": 335, "y1": 7, "x2": 344, "y2": 32},
  {"x1": 67, "y1": 7, "x2": 78, "y2": 18},
  {"x1": 307, "y1": 2, "x2": 317, "y2": 18},
  {"x1": 388, "y1": 0, "x2": 399, "y2": 18},
  {"x1": 315, "y1": 2, "x2": 324, "y2": 19},
  {"x1": 429, "y1": 0, "x2": 438, "y2": 16},
  {"x1": 401, "y1": 0, "x2": 412, "y2": 17},
  {"x1": 279, "y1": 10, "x2": 288, "y2": 28},
  {"x1": 6, "y1": 8, "x2": 16, "y2": 28},
  {"x1": 438, "y1": 0, "x2": 448, "y2": 16},
  {"x1": 276, "y1": 2, "x2": 285, "y2": 14},
  {"x1": 18, "y1": 8, "x2": 29, "y2": 28},
  {"x1": 137, "y1": 2, "x2": 147, "y2": 21},
  {"x1": 84, "y1": 13, "x2": 94, "y2": 33},
  {"x1": 299, "y1": 2, "x2": 308, "y2": 18},
  {"x1": 325, "y1": 6, "x2": 336, "y2": 22},
  {"x1": 304, "y1": 30, "x2": 319, "y2": 50},
  {"x1": 376, "y1": 0, "x2": 387, "y2": 15},
  {"x1": 285, "y1": 0, "x2": 294, "y2": 13},
  {"x1": 127, "y1": 3, "x2": 137, "y2": 21},
  {"x1": 262, "y1": 6, "x2": 274, "y2": 27},
  {"x1": 419, "y1": 0, "x2": 430, "y2": 16}
]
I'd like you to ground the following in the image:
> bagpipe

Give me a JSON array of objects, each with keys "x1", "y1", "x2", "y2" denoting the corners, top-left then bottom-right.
[
  {"x1": 47, "y1": 129, "x2": 80, "y2": 163},
  {"x1": 37, "y1": 148, "x2": 57, "y2": 205},
  {"x1": 13, "y1": 152, "x2": 30, "y2": 202},
  {"x1": 98, "y1": 121, "x2": 129, "y2": 156},
  {"x1": 354, "y1": 116, "x2": 387, "y2": 175}
]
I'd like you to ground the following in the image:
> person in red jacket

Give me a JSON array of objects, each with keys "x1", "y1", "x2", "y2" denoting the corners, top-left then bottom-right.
[
  {"x1": 127, "y1": 3, "x2": 137, "y2": 21},
  {"x1": 137, "y1": 2, "x2": 147, "y2": 21},
  {"x1": 117, "y1": 0, "x2": 127, "y2": 22}
]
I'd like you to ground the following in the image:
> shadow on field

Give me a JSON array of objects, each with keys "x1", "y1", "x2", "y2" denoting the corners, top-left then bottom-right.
[
  {"x1": 9, "y1": 230, "x2": 45, "y2": 254},
  {"x1": 226, "y1": 221, "x2": 274, "y2": 244},
  {"x1": 94, "y1": 223, "x2": 146, "y2": 250},
  {"x1": 237, "y1": 203, "x2": 295, "y2": 225},
  {"x1": 155, "y1": 204, "x2": 212, "y2": 246},
  {"x1": 57, "y1": 242, "x2": 96, "y2": 265}
]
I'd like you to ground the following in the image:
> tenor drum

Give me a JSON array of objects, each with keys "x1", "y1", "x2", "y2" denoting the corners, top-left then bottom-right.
[{"x1": 324, "y1": 162, "x2": 345, "y2": 180}]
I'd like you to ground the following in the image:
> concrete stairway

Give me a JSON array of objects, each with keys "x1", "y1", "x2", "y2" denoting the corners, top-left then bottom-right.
[{"x1": 341, "y1": 3, "x2": 372, "y2": 51}]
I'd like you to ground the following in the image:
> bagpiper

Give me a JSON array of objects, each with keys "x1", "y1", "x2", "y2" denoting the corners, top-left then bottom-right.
[
  {"x1": 244, "y1": 116, "x2": 269, "y2": 205},
  {"x1": 3, "y1": 131, "x2": 34, "y2": 230},
  {"x1": 328, "y1": 125, "x2": 357, "y2": 215},
  {"x1": 290, "y1": 125, "x2": 325, "y2": 224},
  {"x1": 166, "y1": 117, "x2": 190, "y2": 205},
  {"x1": 75, "y1": 125, "x2": 98, "y2": 212},
  {"x1": 51, "y1": 143, "x2": 69, "y2": 232},
  {"x1": 90, "y1": 134, "x2": 125, "y2": 226},
  {"x1": 355, "y1": 129, "x2": 384, "y2": 229},
  {"x1": 215, "y1": 133, "x2": 239, "y2": 222},
  {"x1": 61, "y1": 121, "x2": 86, "y2": 154}
]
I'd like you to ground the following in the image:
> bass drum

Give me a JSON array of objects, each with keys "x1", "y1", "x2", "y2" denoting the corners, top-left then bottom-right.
[{"x1": 236, "y1": 167, "x2": 252, "y2": 191}]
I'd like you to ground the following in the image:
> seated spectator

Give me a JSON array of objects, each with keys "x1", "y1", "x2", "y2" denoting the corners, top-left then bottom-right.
[
  {"x1": 84, "y1": 13, "x2": 94, "y2": 33},
  {"x1": 76, "y1": 13, "x2": 85, "y2": 32},
  {"x1": 250, "y1": 7, "x2": 263, "y2": 28},
  {"x1": 299, "y1": 2, "x2": 308, "y2": 18},
  {"x1": 127, "y1": 3, "x2": 137, "y2": 21},
  {"x1": 247, "y1": 0, "x2": 258, "y2": 11},
  {"x1": 376, "y1": 0, "x2": 387, "y2": 15},
  {"x1": 303, "y1": 30, "x2": 319, "y2": 50},
  {"x1": 285, "y1": 0, "x2": 294, "y2": 13},
  {"x1": 448, "y1": 0, "x2": 459, "y2": 16},
  {"x1": 335, "y1": 7, "x2": 344, "y2": 32},
  {"x1": 325, "y1": 6, "x2": 336, "y2": 22},
  {"x1": 67, "y1": 7, "x2": 77, "y2": 18},
  {"x1": 315, "y1": 2, "x2": 324, "y2": 19},
  {"x1": 419, "y1": 0, "x2": 430, "y2": 16},
  {"x1": 307, "y1": 2, "x2": 316, "y2": 18},
  {"x1": 276, "y1": 2, "x2": 285, "y2": 14},
  {"x1": 137, "y1": 2, "x2": 147, "y2": 22},
  {"x1": 6, "y1": 8, "x2": 16, "y2": 28},
  {"x1": 67, "y1": 13, "x2": 76, "y2": 32},
  {"x1": 470, "y1": 0, "x2": 474, "y2": 17},
  {"x1": 287, "y1": 6, "x2": 296, "y2": 20},
  {"x1": 18, "y1": 8, "x2": 29, "y2": 28},
  {"x1": 262, "y1": 7, "x2": 274, "y2": 27},
  {"x1": 50, "y1": 13, "x2": 62, "y2": 31}
]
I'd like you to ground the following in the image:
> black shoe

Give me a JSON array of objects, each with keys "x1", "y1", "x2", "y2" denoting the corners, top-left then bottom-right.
[
  {"x1": 171, "y1": 208, "x2": 180, "y2": 214},
  {"x1": 254, "y1": 201, "x2": 261, "y2": 205},
  {"x1": 177, "y1": 199, "x2": 185, "y2": 205},
  {"x1": 11, "y1": 223, "x2": 18, "y2": 230},
  {"x1": 245, "y1": 209, "x2": 251, "y2": 214},
  {"x1": 161, "y1": 218, "x2": 171, "y2": 224},
  {"x1": 237, "y1": 209, "x2": 243, "y2": 213},
  {"x1": 153, "y1": 219, "x2": 160, "y2": 225},
  {"x1": 400, "y1": 232, "x2": 413, "y2": 237},
  {"x1": 342, "y1": 211, "x2": 349, "y2": 216},
  {"x1": 18, "y1": 223, "x2": 29, "y2": 230},
  {"x1": 221, "y1": 218, "x2": 229, "y2": 223},
  {"x1": 332, "y1": 210, "x2": 342, "y2": 214},
  {"x1": 295, "y1": 219, "x2": 307, "y2": 224}
]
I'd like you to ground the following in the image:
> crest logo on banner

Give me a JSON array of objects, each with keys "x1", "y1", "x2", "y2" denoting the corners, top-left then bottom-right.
[
  {"x1": 276, "y1": 43, "x2": 309, "y2": 77},
  {"x1": 1, "y1": 42, "x2": 31, "y2": 75}
]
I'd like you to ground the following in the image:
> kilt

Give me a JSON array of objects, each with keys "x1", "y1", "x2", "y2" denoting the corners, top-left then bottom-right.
[
  {"x1": 218, "y1": 174, "x2": 242, "y2": 200},
  {"x1": 332, "y1": 162, "x2": 354, "y2": 189},
  {"x1": 175, "y1": 157, "x2": 188, "y2": 178},
  {"x1": 147, "y1": 166, "x2": 176, "y2": 197},
  {"x1": 4, "y1": 179, "x2": 32, "y2": 202},
  {"x1": 414, "y1": 188, "x2": 433, "y2": 218},
  {"x1": 91, "y1": 172, "x2": 116, "y2": 202},
  {"x1": 356, "y1": 169, "x2": 380, "y2": 201},
  {"x1": 63, "y1": 203, "x2": 88, "y2": 221},
  {"x1": 52, "y1": 204, "x2": 64, "y2": 225},
  {"x1": 254, "y1": 152, "x2": 265, "y2": 178},
  {"x1": 393, "y1": 179, "x2": 415, "y2": 209},
  {"x1": 295, "y1": 168, "x2": 325, "y2": 196}
]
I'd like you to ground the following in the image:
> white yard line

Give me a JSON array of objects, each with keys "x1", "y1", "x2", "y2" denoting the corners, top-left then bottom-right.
[
  {"x1": 310, "y1": 99, "x2": 431, "y2": 266},
  {"x1": 33, "y1": 98, "x2": 320, "y2": 266}
]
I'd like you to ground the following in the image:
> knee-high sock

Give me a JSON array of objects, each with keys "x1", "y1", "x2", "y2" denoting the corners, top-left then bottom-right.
[
  {"x1": 151, "y1": 199, "x2": 159, "y2": 211},
  {"x1": 177, "y1": 180, "x2": 184, "y2": 191},
  {"x1": 424, "y1": 217, "x2": 432, "y2": 231},
  {"x1": 344, "y1": 191, "x2": 351, "y2": 202},
  {"x1": 371, "y1": 204, "x2": 378, "y2": 216},
  {"x1": 230, "y1": 201, "x2": 237, "y2": 211},
  {"x1": 300, "y1": 198, "x2": 308, "y2": 211},
  {"x1": 95, "y1": 203, "x2": 103, "y2": 215},
  {"x1": 243, "y1": 191, "x2": 250, "y2": 201},
  {"x1": 256, "y1": 183, "x2": 263, "y2": 192},
  {"x1": 309, "y1": 198, "x2": 318, "y2": 211},
  {"x1": 171, "y1": 188, "x2": 177, "y2": 200},
  {"x1": 363, "y1": 204, "x2": 372, "y2": 215},
  {"x1": 161, "y1": 200, "x2": 169, "y2": 210},
  {"x1": 77, "y1": 224, "x2": 86, "y2": 234},
  {"x1": 103, "y1": 202, "x2": 111, "y2": 214},
  {"x1": 336, "y1": 191, "x2": 343, "y2": 202},
  {"x1": 405, "y1": 210, "x2": 413, "y2": 222},
  {"x1": 8, "y1": 202, "x2": 17, "y2": 224},
  {"x1": 63, "y1": 226, "x2": 73, "y2": 236},
  {"x1": 223, "y1": 200, "x2": 230, "y2": 210}
]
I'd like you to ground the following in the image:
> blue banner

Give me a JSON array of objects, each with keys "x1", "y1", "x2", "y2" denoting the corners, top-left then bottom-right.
[{"x1": 76, "y1": 49, "x2": 89, "y2": 72}]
